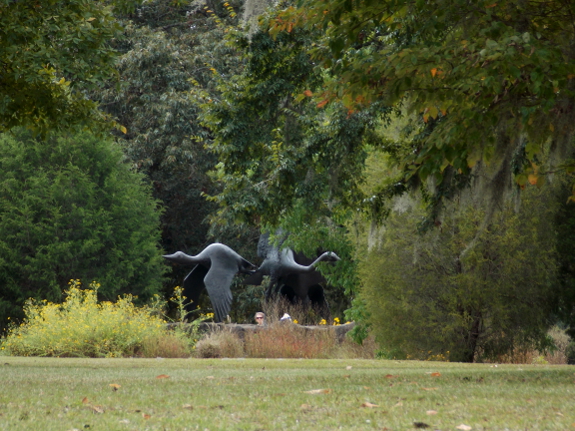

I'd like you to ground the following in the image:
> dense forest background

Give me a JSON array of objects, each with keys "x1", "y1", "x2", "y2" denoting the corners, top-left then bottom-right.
[{"x1": 1, "y1": 0, "x2": 575, "y2": 362}]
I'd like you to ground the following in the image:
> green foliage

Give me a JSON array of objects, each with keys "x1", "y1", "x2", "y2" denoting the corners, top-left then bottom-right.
[
  {"x1": 0, "y1": 0, "x2": 144, "y2": 135},
  {"x1": 360, "y1": 184, "x2": 558, "y2": 362},
  {"x1": 272, "y1": 0, "x2": 575, "y2": 216},
  {"x1": 93, "y1": 0, "x2": 258, "y2": 288},
  {"x1": 199, "y1": 20, "x2": 387, "y2": 227},
  {"x1": 197, "y1": 13, "x2": 390, "y2": 319},
  {"x1": 0, "y1": 129, "x2": 165, "y2": 329}
]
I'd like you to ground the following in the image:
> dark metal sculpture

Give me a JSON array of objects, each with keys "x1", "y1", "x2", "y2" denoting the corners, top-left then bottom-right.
[
  {"x1": 163, "y1": 243, "x2": 256, "y2": 322},
  {"x1": 244, "y1": 233, "x2": 340, "y2": 316}
]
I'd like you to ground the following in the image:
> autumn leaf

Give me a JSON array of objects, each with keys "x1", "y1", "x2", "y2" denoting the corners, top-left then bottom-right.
[
  {"x1": 303, "y1": 388, "x2": 331, "y2": 394},
  {"x1": 142, "y1": 413, "x2": 151, "y2": 419},
  {"x1": 345, "y1": 365, "x2": 352, "y2": 370},
  {"x1": 81, "y1": 397, "x2": 89, "y2": 404},
  {"x1": 182, "y1": 404, "x2": 193, "y2": 410},
  {"x1": 317, "y1": 99, "x2": 329, "y2": 108},
  {"x1": 456, "y1": 424, "x2": 472, "y2": 430},
  {"x1": 431, "y1": 372, "x2": 441, "y2": 377},
  {"x1": 361, "y1": 402, "x2": 378, "y2": 408},
  {"x1": 156, "y1": 374, "x2": 170, "y2": 379},
  {"x1": 528, "y1": 174, "x2": 538, "y2": 185},
  {"x1": 421, "y1": 387, "x2": 438, "y2": 391},
  {"x1": 89, "y1": 405, "x2": 104, "y2": 414},
  {"x1": 385, "y1": 374, "x2": 396, "y2": 378},
  {"x1": 303, "y1": 90, "x2": 313, "y2": 97},
  {"x1": 431, "y1": 68, "x2": 438, "y2": 77},
  {"x1": 426, "y1": 410, "x2": 438, "y2": 415},
  {"x1": 109, "y1": 383, "x2": 121, "y2": 391}
]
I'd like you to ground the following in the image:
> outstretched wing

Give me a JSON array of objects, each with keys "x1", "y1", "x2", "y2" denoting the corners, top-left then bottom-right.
[
  {"x1": 183, "y1": 265, "x2": 208, "y2": 310},
  {"x1": 203, "y1": 260, "x2": 235, "y2": 323}
]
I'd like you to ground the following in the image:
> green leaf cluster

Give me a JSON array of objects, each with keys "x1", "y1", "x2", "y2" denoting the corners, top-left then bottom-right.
[{"x1": 0, "y1": 0, "x2": 146, "y2": 135}]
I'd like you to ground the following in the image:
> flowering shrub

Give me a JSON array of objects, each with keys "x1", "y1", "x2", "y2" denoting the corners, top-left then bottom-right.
[{"x1": 1, "y1": 280, "x2": 187, "y2": 358}]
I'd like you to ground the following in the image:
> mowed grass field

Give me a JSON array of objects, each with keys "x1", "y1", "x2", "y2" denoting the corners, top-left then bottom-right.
[{"x1": 0, "y1": 357, "x2": 573, "y2": 430}]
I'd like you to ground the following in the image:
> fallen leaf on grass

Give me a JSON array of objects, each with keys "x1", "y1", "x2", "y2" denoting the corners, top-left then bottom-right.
[
  {"x1": 81, "y1": 397, "x2": 89, "y2": 404},
  {"x1": 109, "y1": 384, "x2": 121, "y2": 391},
  {"x1": 430, "y1": 372, "x2": 441, "y2": 377},
  {"x1": 346, "y1": 366, "x2": 352, "y2": 370},
  {"x1": 421, "y1": 387, "x2": 438, "y2": 391},
  {"x1": 303, "y1": 389, "x2": 331, "y2": 394},
  {"x1": 361, "y1": 402, "x2": 378, "y2": 408},
  {"x1": 343, "y1": 374, "x2": 351, "y2": 378},
  {"x1": 89, "y1": 405, "x2": 104, "y2": 414},
  {"x1": 385, "y1": 374, "x2": 396, "y2": 378},
  {"x1": 142, "y1": 413, "x2": 151, "y2": 419},
  {"x1": 156, "y1": 374, "x2": 170, "y2": 379},
  {"x1": 456, "y1": 425, "x2": 472, "y2": 430},
  {"x1": 182, "y1": 404, "x2": 193, "y2": 410},
  {"x1": 426, "y1": 410, "x2": 438, "y2": 415},
  {"x1": 119, "y1": 419, "x2": 129, "y2": 424},
  {"x1": 206, "y1": 376, "x2": 215, "y2": 380}
]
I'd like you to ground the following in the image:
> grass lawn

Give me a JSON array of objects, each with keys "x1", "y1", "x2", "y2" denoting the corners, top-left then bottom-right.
[{"x1": 0, "y1": 357, "x2": 573, "y2": 430}]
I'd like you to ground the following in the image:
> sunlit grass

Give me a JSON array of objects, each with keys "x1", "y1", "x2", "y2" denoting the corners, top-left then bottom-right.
[{"x1": 0, "y1": 357, "x2": 573, "y2": 430}]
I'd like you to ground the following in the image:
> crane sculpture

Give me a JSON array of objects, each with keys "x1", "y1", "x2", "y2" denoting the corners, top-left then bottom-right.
[
  {"x1": 244, "y1": 232, "x2": 340, "y2": 317},
  {"x1": 163, "y1": 243, "x2": 256, "y2": 322}
]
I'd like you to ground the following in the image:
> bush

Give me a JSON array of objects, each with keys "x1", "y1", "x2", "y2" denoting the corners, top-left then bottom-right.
[
  {"x1": 0, "y1": 129, "x2": 166, "y2": 329},
  {"x1": 361, "y1": 187, "x2": 558, "y2": 362},
  {"x1": 0, "y1": 281, "x2": 191, "y2": 357}
]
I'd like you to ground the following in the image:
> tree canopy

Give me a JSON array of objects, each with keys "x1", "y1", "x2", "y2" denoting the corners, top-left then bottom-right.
[
  {"x1": 267, "y1": 1, "x2": 575, "y2": 214},
  {"x1": 0, "y1": 0, "x2": 143, "y2": 135}
]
